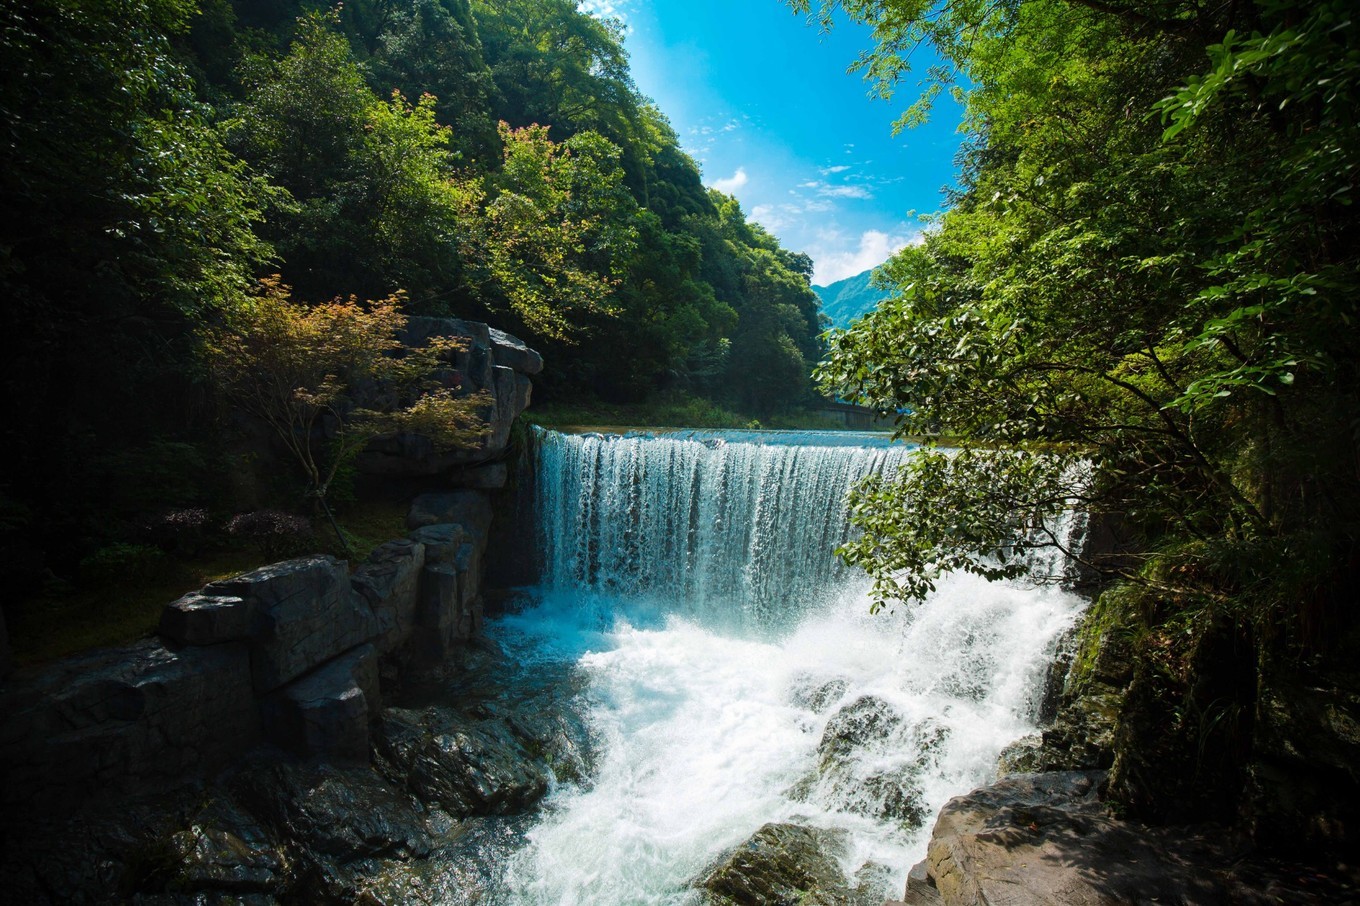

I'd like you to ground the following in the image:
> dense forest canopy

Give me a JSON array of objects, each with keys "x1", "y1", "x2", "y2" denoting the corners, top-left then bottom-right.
[
  {"x1": 804, "y1": 0, "x2": 1359, "y2": 831},
  {"x1": 0, "y1": 0, "x2": 827, "y2": 593}
]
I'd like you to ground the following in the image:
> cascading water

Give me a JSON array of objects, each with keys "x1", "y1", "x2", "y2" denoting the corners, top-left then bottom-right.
[{"x1": 482, "y1": 427, "x2": 1087, "y2": 904}]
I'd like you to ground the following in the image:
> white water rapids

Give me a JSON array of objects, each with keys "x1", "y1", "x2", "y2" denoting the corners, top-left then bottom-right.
[{"x1": 484, "y1": 428, "x2": 1086, "y2": 904}]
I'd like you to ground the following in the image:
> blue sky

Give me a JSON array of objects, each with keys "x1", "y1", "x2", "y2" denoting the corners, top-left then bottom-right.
[{"x1": 580, "y1": 0, "x2": 966, "y2": 285}]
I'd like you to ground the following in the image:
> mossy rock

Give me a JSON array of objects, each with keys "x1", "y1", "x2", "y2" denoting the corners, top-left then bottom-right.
[{"x1": 698, "y1": 822, "x2": 851, "y2": 906}]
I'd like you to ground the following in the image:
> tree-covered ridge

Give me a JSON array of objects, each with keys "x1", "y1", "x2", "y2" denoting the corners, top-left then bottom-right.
[
  {"x1": 813, "y1": 268, "x2": 891, "y2": 329},
  {"x1": 201, "y1": 0, "x2": 824, "y2": 405},
  {"x1": 805, "y1": 0, "x2": 1358, "y2": 833},
  {"x1": 0, "y1": 0, "x2": 825, "y2": 598}
]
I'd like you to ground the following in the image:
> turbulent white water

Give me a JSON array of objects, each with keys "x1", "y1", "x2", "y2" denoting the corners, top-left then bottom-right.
[{"x1": 493, "y1": 428, "x2": 1086, "y2": 904}]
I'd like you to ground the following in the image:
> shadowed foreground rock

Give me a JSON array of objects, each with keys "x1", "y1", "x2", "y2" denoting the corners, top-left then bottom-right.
[{"x1": 906, "y1": 771, "x2": 1360, "y2": 906}]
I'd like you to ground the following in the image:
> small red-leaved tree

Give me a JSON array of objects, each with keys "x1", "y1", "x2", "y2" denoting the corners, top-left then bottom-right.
[{"x1": 203, "y1": 276, "x2": 489, "y2": 549}]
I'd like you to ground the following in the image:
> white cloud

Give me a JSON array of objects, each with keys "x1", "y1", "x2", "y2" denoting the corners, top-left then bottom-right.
[
  {"x1": 580, "y1": 1, "x2": 632, "y2": 22},
  {"x1": 821, "y1": 184, "x2": 873, "y2": 199},
  {"x1": 812, "y1": 229, "x2": 922, "y2": 285},
  {"x1": 798, "y1": 179, "x2": 875, "y2": 201},
  {"x1": 820, "y1": 165, "x2": 851, "y2": 176},
  {"x1": 710, "y1": 167, "x2": 749, "y2": 194}
]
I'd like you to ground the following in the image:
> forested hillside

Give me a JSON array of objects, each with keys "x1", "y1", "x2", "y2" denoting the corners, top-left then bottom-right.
[
  {"x1": 0, "y1": 0, "x2": 825, "y2": 599},
  {"x1": 813, "y1": 268, "x2": 890, "y2": 329},
  {"x1": 808, "y1": 0, "x2": 1359, "y2": 850}
]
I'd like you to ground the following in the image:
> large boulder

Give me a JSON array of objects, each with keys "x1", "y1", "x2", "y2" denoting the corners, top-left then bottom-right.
[
  {"x1": 159, "y1": 590, "x2": 251, "y2": 646},
  {"x1": 260, "y1": 644, "x2": 380, "y2": 761},
  {"x1": 350, "y1": 539, "x2": 426, "y2": 655},
  {"x1": 0, "y1": 639, "x2": 257, "y2": 816},
  {"x1": 206, "y1": 556, "x2": 379, "y2": 693},
  {"x1": 923, "y1": 771, "x2": 1237, "y2": 906},
  {"x1": 697, "y1": 822, "x2": 852, "y2": 906},
  {"x1": 488, "y1": 326, "x2": 543, "y2": 375},
  {"x1": 790, "y1": 696, "x2": 943, "y2": 831}
]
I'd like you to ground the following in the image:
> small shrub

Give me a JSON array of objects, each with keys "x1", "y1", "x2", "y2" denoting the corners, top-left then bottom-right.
[
  {"x1": 225, "y1": 510, "x2": 315, "y2": 559},
  {"x1": 79, "y1": 543, "x2": 169, "y2": 588},
  {"x1": 146, "y1": 508, "x2": 211, "y2": 557}
]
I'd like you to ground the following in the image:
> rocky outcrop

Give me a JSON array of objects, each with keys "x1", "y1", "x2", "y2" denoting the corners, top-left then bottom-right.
[
  {"x1": 902, "y1": 770, "x2": 1360, "y2": 906},
  {"x1": 207, "y1": 555, "x2": 379, "y2": 693},
  {"x1": 0, "y1": 639, "x2": 258, "y2": 817},
  {"x1": 1245, "y1": 666, "x2": 1360, "y2": 857},
  {"x1": 375, "y1": 707, "x2": 552, "y2": 816},
  {"x1": 260, "y1": 644, "x2": 380, "y2": 761},
  {"x1": 0, "y1": 649, "x2": 592, "y2": 904},
  {"x1": 357, "y1": 317, "x2": 538, "y2": 477},
  {"x1": 0, "y1": 505, "x2": 499, "y2": 820},
  {"x1": 350, "y1": 539, "x2": 426, "y2": 657}
]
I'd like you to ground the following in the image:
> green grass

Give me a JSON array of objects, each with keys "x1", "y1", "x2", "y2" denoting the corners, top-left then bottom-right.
[{"x1": 8, "y1": 498, "x2": 409, "y2": 669}]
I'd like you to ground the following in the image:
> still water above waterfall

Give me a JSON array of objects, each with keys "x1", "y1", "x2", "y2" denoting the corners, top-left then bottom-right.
[{"x1": 473, "y1": 428, "x2": 1086, "y2": 904}]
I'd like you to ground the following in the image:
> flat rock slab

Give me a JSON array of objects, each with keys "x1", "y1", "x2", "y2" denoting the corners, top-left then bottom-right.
[
  {"x1": 159, "y1": 591, "x2": 251, "y2": 645},
  {"x1": 0, "y1": 639, "x2": 256, "y2": 816},
  {"x1": 488, "y1": 326, "x2": 543, "y2": 375},
  {"x1": 926, "y1": 771, "x2": 1241, "y2": 906},
  {"x1": 207, "y1": 556, "x2": 378, "y2": 694}
]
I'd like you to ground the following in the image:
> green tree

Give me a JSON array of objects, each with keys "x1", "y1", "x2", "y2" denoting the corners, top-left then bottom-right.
[
  {"x1": 805, "y1": 0, "x2": 1360, "y2": 826},
  {"x1": 234, "y1": 13, "x2": 472, "y2": 301},
  {"x1": 459, "y1": 122, "x2": 639, "y2": 340},
  {"x1": 202, "y1": 278, "x2": 489, "y2": 545}
]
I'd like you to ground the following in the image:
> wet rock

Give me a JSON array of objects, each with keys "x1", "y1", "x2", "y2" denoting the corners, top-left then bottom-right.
[
  {"x1": 508, "y1": 699, "x2": 591, "y2": 784},
  {"x1": 206, "y1": 555, "x2": 379, "y2": 694},
  {"x1": 789, "y1": 673, "x2": 849, "y2": 712},
  {"x1": 375, "y1": 707, "x2": 552, "y2": 816},
  {"x1": 997, "y1": 734, "x2": 1045, "y2": 776},
  {"x1": 158, "y1": 591, "x2": 251, "y2": 646},
  {"x1": 1035, "y1": 687, "x2": 1123, "y2": 770},
  {"x1": 850, "y1": 860, "x2": 897, "y2": 905},
  {"x1": 164, "y1": 798, "x2": 287, "y2": 896},
  {"x1": 232, "y1": 760, "x2": 437, "y2": 866},
  {"x1": 698, "y1": 822, "x2": 851, "y2": 906},
  {"x1": 925, "y1": 771, "x2": 1239, "y2": 906},
  {"x1": 819, "y1": 695, "x2": 906, "y2": 762},
  {"x1": 801, "y1": 699, "x2": 945, "y2": 830}
]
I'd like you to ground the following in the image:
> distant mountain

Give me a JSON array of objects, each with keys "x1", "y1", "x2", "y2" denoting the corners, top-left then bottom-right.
[{"x1": 813, "y1": 268, "x2": 891, "y2": 330}]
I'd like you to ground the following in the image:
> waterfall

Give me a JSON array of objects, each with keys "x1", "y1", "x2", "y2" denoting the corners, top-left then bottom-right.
[
  {"x1": 491, "y1": 427, "x2": 1087, "y2": 904},
  {"x1": 533, "y1": 427, "x2": 917, "y2": 628}
]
